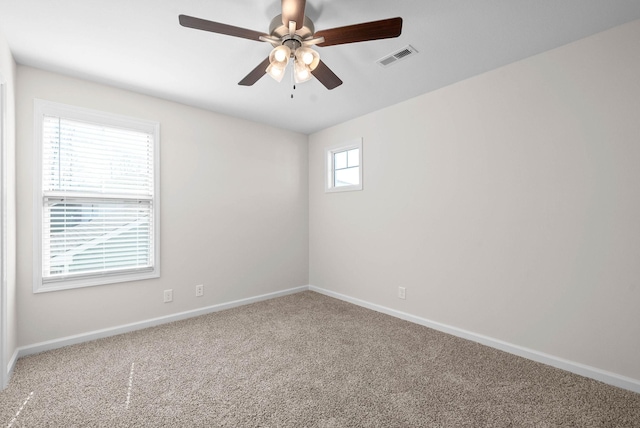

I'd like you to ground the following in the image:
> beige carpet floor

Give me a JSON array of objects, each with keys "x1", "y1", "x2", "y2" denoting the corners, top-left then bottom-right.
[{"x1": 1, "y1": 291, "x2": 639, "y2": 427}]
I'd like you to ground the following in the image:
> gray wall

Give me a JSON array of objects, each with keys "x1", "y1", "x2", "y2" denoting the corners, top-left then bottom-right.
[
  {"x1": 309, "y1": 20, "x2": 640, "y2": 381},
  {"x1": 16, "y1": 66, "x2": 309, "y2": 346}
]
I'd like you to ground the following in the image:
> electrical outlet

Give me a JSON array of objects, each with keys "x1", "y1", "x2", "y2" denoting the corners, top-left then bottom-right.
[
  {"x1": 398, "y1": 286, "x2": 406, "y2": 300},
  {"x1": 195, "y1": 284, "x2": 204, "y2": 297},
  {"x1": 163, "y1": 289, "x2": 173, "y2": 303}
]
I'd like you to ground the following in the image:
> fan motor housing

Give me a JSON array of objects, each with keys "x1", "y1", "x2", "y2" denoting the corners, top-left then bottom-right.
[{"x1": 269, "y1": 14, "x2": 315, "y2": 41}]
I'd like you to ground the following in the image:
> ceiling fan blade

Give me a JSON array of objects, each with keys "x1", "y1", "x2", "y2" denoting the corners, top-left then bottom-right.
[
  {"x1": 281, "y1": 0, "x2": 306, "y2": 30},
  {"x1": 238, "y1": 57, "x2": 271, "y2": 86},
  {"x1": 315, "y1": 17, "x2": 403, "y2": 47},
  {"x1": 179, "y1": 15, "x2": 266, "y2": 42},
  {"x1": 311, "y1": 61, "x2": 343, "y2": 90}
]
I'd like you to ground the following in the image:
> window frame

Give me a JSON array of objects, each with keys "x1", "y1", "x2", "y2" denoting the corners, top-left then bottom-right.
[
  {"x1": 325, "y1": 138, "x2": 363, "y2": 193},
  {"x1": 33, "y1": 99, "x2": 160, "y2": 293}
]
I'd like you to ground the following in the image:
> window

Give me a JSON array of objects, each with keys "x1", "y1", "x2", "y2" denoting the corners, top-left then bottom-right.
[
  {"x1": 325, "y1": 138, "x2": 363, "y2": 193},
  {"x1": 33, "y1": 100, "x2": 160, "y2": 292}
]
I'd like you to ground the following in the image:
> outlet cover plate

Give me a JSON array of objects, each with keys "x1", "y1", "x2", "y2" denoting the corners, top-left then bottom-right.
[{"x1": 398, "y1": 287, "x2": 406, "y2": 300}]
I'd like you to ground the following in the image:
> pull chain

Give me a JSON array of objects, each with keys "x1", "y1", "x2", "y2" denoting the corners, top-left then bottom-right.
[{"x1": 290, "y1": 62, "x2": 295, "y2": 99}]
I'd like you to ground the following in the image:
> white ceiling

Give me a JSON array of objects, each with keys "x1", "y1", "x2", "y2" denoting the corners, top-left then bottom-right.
[{"x1": 1, "y1": 1, "x2": 640, "y2": 134}]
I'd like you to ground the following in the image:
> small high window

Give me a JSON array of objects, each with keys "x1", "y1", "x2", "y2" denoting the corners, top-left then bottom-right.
[{"x1": 325, "y1": 138, "x2": 363, "y2": 193}]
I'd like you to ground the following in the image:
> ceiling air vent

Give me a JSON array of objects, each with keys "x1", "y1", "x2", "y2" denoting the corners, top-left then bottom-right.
[{"x1": 377, "y1": 45, "x2": 418, "y2": 67}]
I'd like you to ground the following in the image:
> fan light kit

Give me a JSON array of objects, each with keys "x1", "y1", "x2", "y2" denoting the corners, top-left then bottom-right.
[
  {"x1": 179, "y1": 0, "x2": 403, "y2": 90},
  {"x1": 263, "y1": 19, "x2": 322, "y2": 84}
]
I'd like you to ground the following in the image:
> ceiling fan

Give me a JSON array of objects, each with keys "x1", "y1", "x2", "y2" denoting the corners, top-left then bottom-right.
[{"x1": 179, "y1": 0, "x2": 403, "y2": 90}]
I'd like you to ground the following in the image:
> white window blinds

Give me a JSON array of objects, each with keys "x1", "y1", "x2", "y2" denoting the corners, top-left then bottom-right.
[
  {"x1": 42, "y1": 116, "x2": 154, "y2": 197},
  {"x1": 37, "y1": 105, "x2": 159, "y2": 288}
]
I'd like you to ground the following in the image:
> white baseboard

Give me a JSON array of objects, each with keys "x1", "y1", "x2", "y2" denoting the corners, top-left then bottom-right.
[
  {"x1": 309, "y1": 285, "x2": 640, "y2": 394},
  {"x1": 17, "y1": 285, "x2": 308, "y2": 359},
  {"x1": 12, "y1": 284, "x2": 640, "y2": 395}
]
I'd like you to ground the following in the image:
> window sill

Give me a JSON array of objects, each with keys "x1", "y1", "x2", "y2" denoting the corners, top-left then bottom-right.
[{"x1": 34, "y1": 269, "x2": 159, "y2": 293}]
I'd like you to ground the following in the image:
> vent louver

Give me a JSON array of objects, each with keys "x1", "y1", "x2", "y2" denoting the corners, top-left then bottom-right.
[{"x1": 376, "y1": 45, "x2": 418, "y2": 67}]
